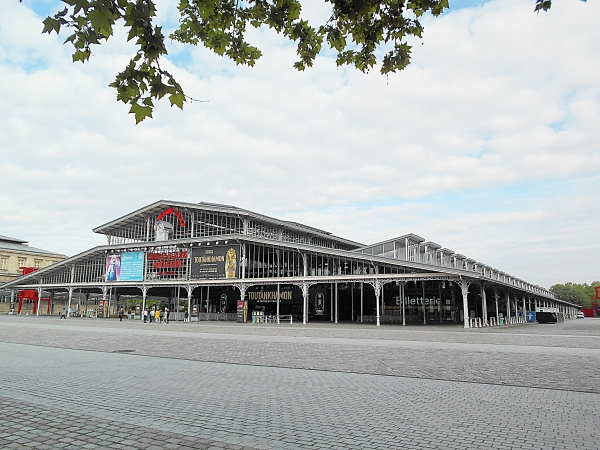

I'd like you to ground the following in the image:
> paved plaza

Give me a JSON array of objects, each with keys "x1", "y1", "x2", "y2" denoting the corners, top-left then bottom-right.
[{"x1": 1, "y1": 317, "x2": 599, "y2": 449}]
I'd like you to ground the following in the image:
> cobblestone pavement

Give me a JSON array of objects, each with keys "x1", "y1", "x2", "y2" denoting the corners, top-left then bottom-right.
[
  {"x1": 1, "y1": 316, "x2": 599, "y2": 393},
  {"x1": 1, "y1": 317, "x2": 599, "y2": 449},
  {"x1": 0, "y1": 396, "x2": 254, "y2": 450}
]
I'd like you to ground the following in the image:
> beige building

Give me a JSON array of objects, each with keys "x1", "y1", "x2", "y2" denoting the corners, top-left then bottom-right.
[{"x1": 0, "y1": 235, "x2": 66, "y2": 283}]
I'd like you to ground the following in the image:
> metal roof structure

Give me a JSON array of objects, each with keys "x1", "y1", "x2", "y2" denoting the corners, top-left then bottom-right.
[{"x1": 92, "y1": 200, "x2": 363, "y2": 249}]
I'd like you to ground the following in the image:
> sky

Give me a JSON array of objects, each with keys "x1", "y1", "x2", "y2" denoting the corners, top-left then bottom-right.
[{"x1": 0, "y1": 0, "x2": 598, "y2": 288}]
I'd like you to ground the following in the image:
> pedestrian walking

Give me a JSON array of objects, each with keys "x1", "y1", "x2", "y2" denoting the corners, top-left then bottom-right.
[
  {"x1": 143, "y1": 308, "x2": 147, "y2": 323},
  {"x1": 184, "y1": 311, "x2": 188, "y2": 322},
  {"x1": 164, "y1": 307, "x2": 169, "y2": 324},
  {"x1": 155, "y1": 308, "x2": 160, "y2": 323},
  {"x1": 119, "y1": 308, "x2": 124, "y2": 322},
  {"x1": 59, "y1": 309, "x2": 66, "y2": 319},
  {"x1": 127, "y1": 308, "x2": 132, "y2": 320}
]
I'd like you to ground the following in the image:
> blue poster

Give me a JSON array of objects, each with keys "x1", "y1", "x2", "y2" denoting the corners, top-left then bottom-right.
[{"x1": 119, "y1": 252, "x2": 145, "y2": 281}]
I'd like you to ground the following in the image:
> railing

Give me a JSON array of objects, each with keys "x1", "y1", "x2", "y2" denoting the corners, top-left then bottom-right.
[
  {"x1": 266, "y1": 315, "x2": 293, "y2": 324},
  {"x1": 196, "y1": 312, "x2": 237, "y2": 321}
]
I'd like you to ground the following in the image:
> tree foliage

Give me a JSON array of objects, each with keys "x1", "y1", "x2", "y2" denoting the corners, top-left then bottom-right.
[
  {"x1": 33, "y1": 0, "x2": 571, "y2": 122},
  {"x1": 550, "y1": 282, "x2": 599, "y2": 308},
  {"x1": 36, "y1": 0, "x2": 449, "y2": 122}
]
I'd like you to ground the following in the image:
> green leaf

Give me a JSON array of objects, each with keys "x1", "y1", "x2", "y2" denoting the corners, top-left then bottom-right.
[
  {"x1": 534, "y1": 0, "x2": 552, "y2": 12},
  {"x1": 169, "y1": 92, "x2": 185, "y2": 109},
  {"x1": 88, "y1": 9, "x2": 114, "y2": 38},
  {"x1": 129, "y1": 102, "x2": 153, "y2": 124},
  {"x1": 42, "y1": 17, "x2": 59, "y2": 34},
  {"x1": 72, "y1": 49, "x2": 91, "y2": 63},
  {"x1": 64, "y1": 33, "x2": 77, "y2": 44}
]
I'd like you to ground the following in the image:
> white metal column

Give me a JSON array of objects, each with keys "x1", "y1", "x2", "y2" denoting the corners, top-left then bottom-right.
[
  {"x1": 67, "y1": 287, "x2": 73, "y2": 318},
  {"x1": 461, "y1": 280, "x2": 470, "y2": 329},
  {"x1": 302, "y1": 282, "x2": 308, "y2": 325},
  {"x1": 241, "y1": 243, "x2": 246, "y2": 279},
  {"x1": 141, "y1": 286, "x2": 147, "y2": 317},
  {"x1": 36, "y1": 288, "x2": 42, "y2": 316},
  {"x1": 375, "y1": 281, "x2": 381, "y2": 327},
  {"x1": 494, "y1": 289, "x2": 499, "y2": 325},
  {"x1": 187, "y1": 286, "x2": 192, "y2": 323},
  {"x1": 481, "y1": 285, "x2": 488, "y2": 324}
]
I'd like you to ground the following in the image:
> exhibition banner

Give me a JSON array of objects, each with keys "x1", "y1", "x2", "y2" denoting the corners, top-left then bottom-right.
[
  {"x1": 120, "y1": 252, "x2": 145, "y2": 281},
  {"x1": 106, "y1": 252, "x2": 145, "y2": 281},
  {"x1": 190, "y1": 245, "x2": 240, "y2": 279}
]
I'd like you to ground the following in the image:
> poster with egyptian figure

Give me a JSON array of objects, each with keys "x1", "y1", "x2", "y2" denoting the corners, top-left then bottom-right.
[
  {"x1": 225, "y1": 247, "x2": 237, "y2": 278},
  {"x1": 190, "y1": 244, "x2": 240, "y2": 279}
]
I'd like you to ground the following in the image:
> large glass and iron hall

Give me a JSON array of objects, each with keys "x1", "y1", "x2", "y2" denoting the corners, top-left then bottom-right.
[{"x1": 1, "y1": 200, "x2": 578, "y2": 327}]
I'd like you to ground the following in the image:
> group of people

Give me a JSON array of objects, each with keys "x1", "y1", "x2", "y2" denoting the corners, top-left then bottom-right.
[
  {"x1": 118, "y1": 308, "x2": 136, "y2": 322},
  {"x1": 115, "y1": 306, "x2": 190, "y2": 323},
  {"x1": 141, "y1": 307, "x2": 170, "y2": 324}
]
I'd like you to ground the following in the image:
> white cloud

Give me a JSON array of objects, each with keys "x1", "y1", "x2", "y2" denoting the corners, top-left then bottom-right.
[{"x1": 0, "y1": 0, "x2": 598, "y2": 287}]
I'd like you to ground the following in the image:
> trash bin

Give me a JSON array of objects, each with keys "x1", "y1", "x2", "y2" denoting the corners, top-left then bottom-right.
[{"x1": 499, "y1": 318, "x2": 504, "y2": 325}]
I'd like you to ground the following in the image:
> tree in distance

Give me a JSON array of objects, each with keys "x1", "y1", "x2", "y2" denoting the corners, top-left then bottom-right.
[
  {"x1": 35, "y1": 0, "x2": 556, "y2": 123},
  {"x1": 550, "y1": 282, "x2": 599, "y2": 308}
]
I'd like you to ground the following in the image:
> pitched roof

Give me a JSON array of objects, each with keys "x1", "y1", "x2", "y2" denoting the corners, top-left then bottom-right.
[
  {"x1": 0, "y1": 235, "x2": 28, "y2": 245},
  {"x1": 0, "y1": 236, "x2": 66, "y2": 257}
]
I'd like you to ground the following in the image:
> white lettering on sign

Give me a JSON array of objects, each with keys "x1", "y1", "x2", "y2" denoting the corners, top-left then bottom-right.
[
  {"x1": 396, "y1": 297, "x2": 441, "y2": 306},
  {"x1": 247, "y1": 291, "x2": 293, "y2": 301}
]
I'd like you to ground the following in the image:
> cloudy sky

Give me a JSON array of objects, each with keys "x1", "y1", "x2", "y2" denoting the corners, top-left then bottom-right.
[{"x1": 1, "y1": 0, "x2": 598, "y2": 288}]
